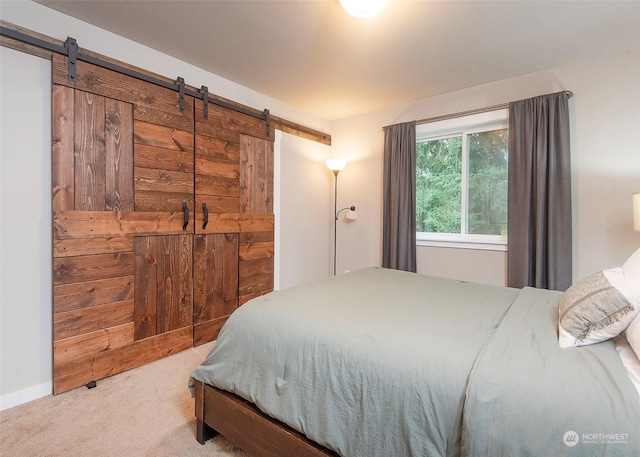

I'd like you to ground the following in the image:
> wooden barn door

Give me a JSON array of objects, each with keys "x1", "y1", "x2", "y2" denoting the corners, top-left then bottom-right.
[
  {"x1": 50, "y1": 51, "x2": 275, "y2": 394},
  {"x1": 192, "y1": 101, "x2": 275, "y2": 345},
  {"x1": 51, "y1": 54, "x2": 195, "y2": 394}
]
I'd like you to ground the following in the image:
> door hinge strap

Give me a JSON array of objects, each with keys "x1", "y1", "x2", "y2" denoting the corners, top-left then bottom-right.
[
  {"x1": 264, "y1": 108, "x2": 271, "y2": 137},
  {"x1": 64, "y1": 37, "x2": 77, "y2": 83},
  {"x1": 176, "y1": 77, "x2": 186, "y2": 112},
  {"x1": 200, "y1": 86, "x2": 209, "y2": 119}
]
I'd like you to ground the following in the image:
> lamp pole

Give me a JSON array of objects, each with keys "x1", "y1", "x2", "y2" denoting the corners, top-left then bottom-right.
[
  {"x1": 326, "y1": 159, "x2": 348, "y2": 276},
  {"x1": 332, "y1": 169, "x2": 339, "y2": 276}
]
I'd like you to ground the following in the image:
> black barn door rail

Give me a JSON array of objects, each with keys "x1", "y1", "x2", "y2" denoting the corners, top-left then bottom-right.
[{"x1": 1, "y1": 25, "x2": 271, "y2": 136}]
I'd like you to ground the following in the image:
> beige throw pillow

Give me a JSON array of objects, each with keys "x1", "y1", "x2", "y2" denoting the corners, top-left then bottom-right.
[{"x1": 558, "y1": 267, "x2": 640, "y2": 348}]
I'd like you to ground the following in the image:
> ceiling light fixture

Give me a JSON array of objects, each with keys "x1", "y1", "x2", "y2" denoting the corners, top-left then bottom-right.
[{"x1": 339, "y1": 0, "x2": 388, "y2": 18}]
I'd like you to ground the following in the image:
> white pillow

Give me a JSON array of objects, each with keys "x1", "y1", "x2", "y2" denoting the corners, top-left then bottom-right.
[
  {"x1": 626, "y1": 308, "x2": 640, "y2": 358},
  {"x1": 558, "y1": 267, "x2": 640, "y2": 348},
  {"x1": 622, "y1": 248, "x2": 640, "y2": 356}
]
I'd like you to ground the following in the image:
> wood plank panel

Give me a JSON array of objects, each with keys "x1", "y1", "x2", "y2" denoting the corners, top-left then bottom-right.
[
  {"x1": 53, "y1": 237, "x2": 133, "y2": 258},
  {"x1": 134, "y1": 236, "x2": 157, "y2": 340},
  {"x1": 52, "y1": 54, "x2": 194, "y2": 122},
  {"x1": 193, "y1": 235, "x2": 217, "y2": 325},
  {"x1": 74, "y1": 90, "x2": 106, "y2": 211},
  {"x1": 134, "y1": 167, "x2": 194, "y2": 194},
  {"x1": 196, "y1": 213, "x2": 274, "y2": 234},
  {"x1": 196, "y1": 155, "x2": 239, "y2": 179},
  {"x1": 195, "y1": 134, "x2": 239, "y2": 162},
  {"x1": 54, "y1": 276, "x2": 134, "y2": 313},
  {"x1": 195, "y1": 175, "x2": 239, "y2": 199},
  {"x1": 53, "y1": 210, "x2": 189, "y2": 239},
  {"x1": 196, "y1": 102, "x2": 272, "y2": 141},
  {"x1": 265, "y1": 139, "x2": 274, "y2": 215},
  {"x1": 217, "y1": 233, "x2": 239, "y2": 318},
  {"x1": 196, "y1": 195, "x2": 239, "y2": 215},
  {"x1": 53, "y1": 326, "x2": 192, "y2": 394},
  {"x1": 239, "y1": 241, "x2": 274, "y2": 261},
  {"x1": 240, "y1": 257, "x2": 274, "y2": 279},
  {"x1": 53, "y1": 299, "x2": 134, "y2": 341},
  {"x1": 134, "y1": 120, "x2": 193, "y2": 152},
  {"x1": 193, "y1": 316, "x2": 228, "y2": 347},
  {"x1": 133, "y1": 103, "x2": 193, "y2": 132},
  {"x1": 193, "y1": 234, "x2": 238, "y2": 325},
  {"x1": 54, "y1": 323, "x2": 134, "y2": 364},
  {"x1": 134, "y1": 143, "x2": 194, "y2": 173},
  {"x1": 91, "y1": 326, "x2": 192, "y2": 382},
  {"x1": 105, "y1": 98, "x2": 134, "y2": 211},
  {"x1": 156, "y1": 235, "x2": 193, "y2": 333},
  {"x1": 53, "y1": 252, "x2": 134, "y2": 285},
  {"x1": 240, "y1": 135, "x2": 274, "y2": 214},
  {"x1": 240, "y1": 231, "x2": 274, "y2": 244},
  {"x1": 239, "y1": 274, "x2": 274, "y2": 299},
  {"x1": 52, "y1": 85, "x2": 75, "y2": 211},
  {"x1": 134, "y1": 190, "x2": 194, "y2": 213}
]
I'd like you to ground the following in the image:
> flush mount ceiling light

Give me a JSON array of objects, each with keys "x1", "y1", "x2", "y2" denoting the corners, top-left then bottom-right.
[{"x1": 339, "y1": 0, "x2": 388, "y2": 18}]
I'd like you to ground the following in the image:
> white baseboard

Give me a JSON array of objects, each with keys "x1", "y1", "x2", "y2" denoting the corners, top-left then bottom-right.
[{"x1": 0, "y1": 382, "x2": 52, "y2": 411}]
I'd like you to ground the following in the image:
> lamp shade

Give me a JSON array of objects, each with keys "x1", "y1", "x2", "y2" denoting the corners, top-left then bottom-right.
[
  {"x1": 326, "y1": 159, "x2": 347, "y2": 172},
  {"x1": 346, "y1": 209, "x2": 358, "y2": 221},
  {"x1": 340, "y1": 0, "x2": 387, "y2": 18},
  {"x1": 634, "y1": 193, "x2": 640, "y2": 231}
]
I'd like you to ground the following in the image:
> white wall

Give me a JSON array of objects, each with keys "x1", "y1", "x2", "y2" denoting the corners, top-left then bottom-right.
[
  {"x1": 276, "y1": 131, "x2": 333, "y2": 289},
  {"x1": 330, "y1": 50, "x2": 640, "y2": 283},
  {"x1": 0, "y1": 46, "x2": 52, "y2": 409}
]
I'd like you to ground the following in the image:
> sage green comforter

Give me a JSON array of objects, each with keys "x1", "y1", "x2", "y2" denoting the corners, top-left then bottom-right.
[{"x1": 190, "y1": 268, "x2": 640, "y2": 457}]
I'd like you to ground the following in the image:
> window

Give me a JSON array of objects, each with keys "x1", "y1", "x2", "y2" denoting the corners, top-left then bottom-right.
[{"x1": 416, "y1": 109, "x2": 508, "y2": 250}]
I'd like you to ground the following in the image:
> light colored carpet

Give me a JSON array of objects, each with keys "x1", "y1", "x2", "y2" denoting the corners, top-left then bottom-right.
[{"x1": 0, "y1": 342, "x2": 250, "y2": 457}]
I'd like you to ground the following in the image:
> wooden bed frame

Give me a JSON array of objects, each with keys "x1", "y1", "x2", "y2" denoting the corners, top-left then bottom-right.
[{"x1": 194, "y1": 380, "x2": 340, "y2": 457}]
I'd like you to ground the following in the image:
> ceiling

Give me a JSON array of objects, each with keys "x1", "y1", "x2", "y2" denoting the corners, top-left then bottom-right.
[{"x1": 36, "y1": 0, "x2": 640, "y2": 121}]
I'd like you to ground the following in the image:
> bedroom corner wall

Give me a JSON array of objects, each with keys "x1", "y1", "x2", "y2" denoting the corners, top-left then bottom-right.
[{"x1": 0, "y1": 46, "x2": 53, "y2": 409}]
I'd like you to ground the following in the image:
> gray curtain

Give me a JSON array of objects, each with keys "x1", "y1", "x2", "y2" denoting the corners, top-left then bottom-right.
[
  {"x1": 382, "y1": 121, "x2": 416, "y2": 272},
  {"x1": 508, "y1": 91, "x2": 572, "y2": 291}
]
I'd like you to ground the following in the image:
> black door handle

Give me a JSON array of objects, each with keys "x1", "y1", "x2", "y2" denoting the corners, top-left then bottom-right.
[
  {"x1": 182, "y1": 202, "x2": 189, "y2": 230},
  {"x1": 202, "y1": 203, "x2": 209, "y2": 229}
]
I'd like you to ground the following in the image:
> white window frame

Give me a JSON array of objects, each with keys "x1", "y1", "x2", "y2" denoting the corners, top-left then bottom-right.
[{"x1": 416, "y1": 109, "x2": 508, "y2": 251}]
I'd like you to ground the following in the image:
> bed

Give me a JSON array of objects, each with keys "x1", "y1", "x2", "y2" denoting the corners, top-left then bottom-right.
[{"x1": 189, "y1": 267, "x2": 640, "y2": 457}]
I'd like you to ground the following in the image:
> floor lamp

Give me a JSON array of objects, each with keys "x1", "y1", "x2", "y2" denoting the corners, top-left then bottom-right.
[{"x1": 327, "y1": 159, "x2": 358, "y2": 276}]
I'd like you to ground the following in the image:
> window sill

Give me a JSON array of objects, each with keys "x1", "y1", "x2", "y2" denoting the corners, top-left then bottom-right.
[{"x1": 416, "y1": 239, "x2": 507, "y2": 252}]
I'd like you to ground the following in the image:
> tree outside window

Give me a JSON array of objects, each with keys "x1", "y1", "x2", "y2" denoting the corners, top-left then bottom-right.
[{"x1": 416, "y1": 110, "x2": 508, "y2": 246}]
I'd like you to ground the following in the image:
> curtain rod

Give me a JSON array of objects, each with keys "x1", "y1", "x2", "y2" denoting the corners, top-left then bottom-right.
[{"x1": 416, "y1": 90, "x2": 573, "y2": 125}]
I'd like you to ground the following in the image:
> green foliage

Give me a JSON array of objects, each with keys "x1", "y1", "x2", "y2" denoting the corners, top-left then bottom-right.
[
  {"x1": 416, "y1": 129, "x2": 508, "y2": 236},
  {"x1": 416, "y1": 136, "x2": 461, "y2": 233},
  {"x1": 467, "y1": 129, "x2": 508, "y2": 235}
]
